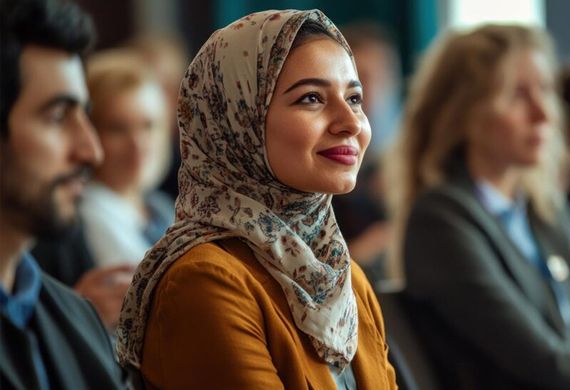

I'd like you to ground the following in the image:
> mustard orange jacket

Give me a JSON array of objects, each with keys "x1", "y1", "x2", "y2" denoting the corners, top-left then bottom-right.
[{"x1": 141, "y1": 239, "x2": 397, "y2": 389}]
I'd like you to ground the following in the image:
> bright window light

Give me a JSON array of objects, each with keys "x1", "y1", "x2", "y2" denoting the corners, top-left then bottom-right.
[{"x1": 446, "y1": 0, "x2": 545, "y2": 28}]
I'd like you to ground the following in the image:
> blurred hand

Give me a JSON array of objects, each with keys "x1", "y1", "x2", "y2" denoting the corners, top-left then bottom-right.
[
  {"x1": 74, "y1": 264, "x2": 136, "y2": 330},
  {"x1": 348, "y1": 222, "x2": 391, "y2": 265}
]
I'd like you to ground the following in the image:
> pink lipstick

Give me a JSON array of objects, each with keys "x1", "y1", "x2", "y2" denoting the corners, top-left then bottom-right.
[{"x1": 318, "y1": 145, "x2": 359, "y2": 165}]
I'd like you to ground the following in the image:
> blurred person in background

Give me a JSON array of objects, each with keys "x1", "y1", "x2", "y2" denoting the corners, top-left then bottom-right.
[
  {"x1": 0, "y1": 0, "x2": 124, "y2": 387},
  {"x1": 389, "y1": 24, "x2": 570, "y2": 389},
  {"x1": 559, "y1": 66, "x2": 570, "y2": 203},
  {"x1": 126, "y1": 33, "x2": 190, "y2": 200},
  {"x1": 342, "y1": 21, "x2": 402, "y2": 156},
  {"x1": 80, "y1": 49, "x2": 174, "y2": 268},
  {"x1": 333, "y1": 21, "x2": 402, "y2": 287}
]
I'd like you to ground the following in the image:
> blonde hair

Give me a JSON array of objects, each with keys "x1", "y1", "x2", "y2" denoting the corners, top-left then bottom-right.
[
  {"x1": 86, "y1": 49, "x2": 171, "y2": 190},
  {"x1": 87, "y1": 49, "x2": 157, "y2": 120},
  {"x1": 387, "y1": 24, "x2": 565, "y2": 280}
]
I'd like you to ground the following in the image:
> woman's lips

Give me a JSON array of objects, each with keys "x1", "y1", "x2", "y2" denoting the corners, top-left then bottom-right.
[{"x1": 317, "y1": 145, "x2": 359, "y2": 165}]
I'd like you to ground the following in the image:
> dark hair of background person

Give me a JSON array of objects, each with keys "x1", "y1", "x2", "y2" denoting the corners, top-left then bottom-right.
[{"x1": 0, "y1": 0, "x2": 96, "y2": 138}]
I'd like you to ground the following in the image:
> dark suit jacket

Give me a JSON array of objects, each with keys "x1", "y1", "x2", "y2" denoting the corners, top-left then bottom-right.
[
  {"x1": 32, "y1": 224, "x2": 95, "y2": 287},
  {"x1": 0, "y1": 273, "x2": 125, "y2": 389},
  {"x1": 403, "y1": 167, "x2": 570, "y2": 390}
]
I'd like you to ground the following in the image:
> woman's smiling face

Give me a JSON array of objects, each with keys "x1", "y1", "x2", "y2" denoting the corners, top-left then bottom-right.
[{"x1": 265, "y1": 36, "x2": 371, "y2": 194}]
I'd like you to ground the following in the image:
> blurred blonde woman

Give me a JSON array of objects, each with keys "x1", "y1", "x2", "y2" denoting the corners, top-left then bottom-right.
[
  {"x1": 81, "y1": 50, "x2": 174, "y2": 267},
  {"x1": 388, "y1": 24, "x2": 570, "y2": 389}
]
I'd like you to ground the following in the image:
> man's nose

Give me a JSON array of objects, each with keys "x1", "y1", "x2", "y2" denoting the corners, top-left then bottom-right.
[{"x1": 72, "y1": 110, "x2": 104, "y2": 166}]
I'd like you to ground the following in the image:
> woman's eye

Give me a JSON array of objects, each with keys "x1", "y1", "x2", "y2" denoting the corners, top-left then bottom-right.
[
  {"x1": 297, "y1": 93, "x2": 322, "y2": 104},
  {"x1": 348, "y1": 94, "x2": 363, "y2": 105},
  {"x1": 45, "y1": 106, "x2": 67, "y2": 124},
  {"x1": 539, "y1": 81, "x2": 553, "y2": 95},
  {"x1": 142, "y1": 120, "x2": 155, "y2": 132}
]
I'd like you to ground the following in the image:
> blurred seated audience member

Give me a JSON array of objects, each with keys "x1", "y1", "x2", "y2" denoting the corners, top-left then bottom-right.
[
  {"x1": 333, "y1": 21, "x2": 402, "y2": 285},
  {"x1": 1, "y1": 0, "x2": 124, "y2": 387},
  {"x1": 80, "y1": 49, "x2": 174, "y2": 267},
  {"x1": 389, "y1": 24, "x2": 570, "y2": 389},
  {"x1": 560, "y1": 65, "x2": 570, "y2": 202},
  {"x1": 125, "y1": 33, "x2": 190, "y2": 200},
  {"x1": 341, "y1": 21, "x2": 402, "y2": 154}
]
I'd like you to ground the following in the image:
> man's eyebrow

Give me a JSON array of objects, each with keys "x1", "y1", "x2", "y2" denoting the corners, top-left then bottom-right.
[{"x1": 283, "y1": 78, "x2": 362, "y2": 94}]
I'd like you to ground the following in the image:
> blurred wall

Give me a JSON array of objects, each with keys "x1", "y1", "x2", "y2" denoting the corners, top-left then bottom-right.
[
  {"x1": 75, "y1": 1, "x2": 568, "y2": 83},
  {"x1": 211, "y1": 0, "x2": 439, "y2": 77},
  {"x1": 546, "y1": 0, "x2": 570, "y2": 64},
  {"x1": 77, "y1": 0, "x2": 135, "y2": 49}
]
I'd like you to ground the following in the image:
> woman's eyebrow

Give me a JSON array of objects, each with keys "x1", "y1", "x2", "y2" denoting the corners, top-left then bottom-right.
[
  {"x1": 283, "y1": 78, "x2": 362, "y2": 94},
  {"x1": 284, "y1": 78, "x2": 330, "y2": 94}
]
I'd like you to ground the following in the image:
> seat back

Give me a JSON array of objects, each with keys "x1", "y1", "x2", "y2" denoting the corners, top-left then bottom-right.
[{"x1": 376, "y1": 288, "x2": 441, "y2": 390}]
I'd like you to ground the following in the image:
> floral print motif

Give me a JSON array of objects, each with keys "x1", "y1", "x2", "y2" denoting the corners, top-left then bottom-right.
[{"x1": 117, "y1": 9, "x2": 358, "y2": 371}]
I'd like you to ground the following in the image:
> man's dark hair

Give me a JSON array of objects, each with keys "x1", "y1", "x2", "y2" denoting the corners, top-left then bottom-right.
[{"x1": 0, "y1": 0, "x2": 96, "y2": 138}]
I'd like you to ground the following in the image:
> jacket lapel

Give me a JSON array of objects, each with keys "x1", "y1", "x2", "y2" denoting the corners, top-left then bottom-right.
[
  {"x1": 0, "y1": 315, "x2": 39, "y2": 390},
  {"x1": 217, "y1": 239, "x2": 338, "y2": 389},
  {"x1": 529, "y1": 207, "x2": 570, "y2": 333},
  {"x1": 446, "y1": 170, "x2": 569, "y2": 336},
  {"x1": 32, "y1": 286, "x2": 89, "y2": 389}
]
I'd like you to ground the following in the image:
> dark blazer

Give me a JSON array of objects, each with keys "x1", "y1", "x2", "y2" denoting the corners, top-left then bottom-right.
[
  {"x1": 403, "y1": 166, "x2": 570, "y2": 390},
  {"x1": 32, "y1": 224, "x2": 95, "y2": 287},
  {"x1": 0, "y1": 273, "x2": 125, "y2": 389}
]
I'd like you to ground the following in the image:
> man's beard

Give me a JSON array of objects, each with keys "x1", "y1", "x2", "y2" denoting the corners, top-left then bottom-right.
[{"x1": 0, "y1": 153, "x2": 92, "y2": 240}]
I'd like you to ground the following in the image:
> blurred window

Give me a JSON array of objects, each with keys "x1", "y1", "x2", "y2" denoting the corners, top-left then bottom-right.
[{"x1": 443, "y1": 0, "x2": 544, "y2": 28}]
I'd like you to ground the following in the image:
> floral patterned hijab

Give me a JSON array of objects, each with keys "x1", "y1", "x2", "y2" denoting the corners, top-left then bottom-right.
[{"x1": 117, "y1": 9, "x2": 359, "y2": 371}]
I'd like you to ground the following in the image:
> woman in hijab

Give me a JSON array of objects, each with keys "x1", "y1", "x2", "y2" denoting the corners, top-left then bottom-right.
[
  {"x1": 117, "y1": 9, "x2": 397, "y2": 389},
  {"x1": 388, "y1": 24, "x2": 570, "y2": 389}
]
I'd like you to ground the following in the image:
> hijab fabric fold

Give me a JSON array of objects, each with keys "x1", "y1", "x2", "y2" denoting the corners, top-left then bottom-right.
[{"x1": 117, "y1": 8, "x2": 358, "y2": 371}]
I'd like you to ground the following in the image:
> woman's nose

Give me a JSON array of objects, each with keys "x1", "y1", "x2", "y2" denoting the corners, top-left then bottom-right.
[
  {"x1": 529, "y1": 95, "x2": 548, "y2": 124},
  {"x1": 328, "y1": 100, "x2": 362, "y2": 136}
]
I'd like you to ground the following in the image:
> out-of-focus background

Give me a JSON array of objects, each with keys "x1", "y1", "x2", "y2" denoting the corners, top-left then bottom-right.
[{"x1": 76, "y1": 0, "x2": 570, "y2": 78}]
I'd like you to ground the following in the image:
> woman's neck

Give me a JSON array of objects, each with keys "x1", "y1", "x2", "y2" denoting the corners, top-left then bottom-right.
[
  {"x1": 105, "y1": 183, "x2": 149, "y2": 221},
  {"x1": 466, "y1": 150, "x2": 521, "y2": 199}
]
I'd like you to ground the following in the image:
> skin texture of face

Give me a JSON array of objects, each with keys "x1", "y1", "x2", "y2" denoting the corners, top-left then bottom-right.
[
  {"x1": 466, "y1": 49, "x2": 552, "y2": 179},
  {"x1": 93, "y1": 83, "x2": 166, "y2": 195},
  {"x1": 265, "y1": 36, "x2": 371, "y2": 194},
  {"x1": 1, "y1": 45, "x2": 103, "y2": 238}
]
